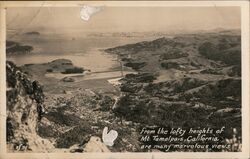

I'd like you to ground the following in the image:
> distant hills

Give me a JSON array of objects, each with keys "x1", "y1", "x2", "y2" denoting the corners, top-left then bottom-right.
[
  {"x1": 6, "y1": 40, "x2": 33, "y2": 54},
  {"x1": 24, "y1": 31, "x2": 40, "y2": 35},
  {"x1": 6, "y1": 31, "x2": 41, "y2": 54},
  {"x1": 105, "y1": 30, "x2": 241, "y2": 139}
]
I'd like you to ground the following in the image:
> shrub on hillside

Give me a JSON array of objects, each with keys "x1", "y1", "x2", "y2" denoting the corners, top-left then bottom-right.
[{"x1": 61, "y1": 67, "x2": 84, "y2": 74}]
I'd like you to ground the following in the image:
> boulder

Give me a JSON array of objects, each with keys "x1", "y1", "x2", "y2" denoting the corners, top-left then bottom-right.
[{"x1": 83, "y1": 136, "x2": 110, "y2": 152}]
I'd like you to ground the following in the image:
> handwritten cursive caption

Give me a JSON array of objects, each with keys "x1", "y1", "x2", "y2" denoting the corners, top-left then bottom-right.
[{"x1": 139, "y1": 127, "x2": 233, "y2": 152}]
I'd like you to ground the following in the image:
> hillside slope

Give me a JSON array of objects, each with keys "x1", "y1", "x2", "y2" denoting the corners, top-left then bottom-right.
[{"x1": 105, "y1": 30, "x2": 242, "y2": 152}]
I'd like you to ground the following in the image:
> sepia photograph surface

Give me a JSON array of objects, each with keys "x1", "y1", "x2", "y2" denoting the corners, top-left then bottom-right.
[{"x1": 1, "y1": 1, "x2": 249, "y2": 158}]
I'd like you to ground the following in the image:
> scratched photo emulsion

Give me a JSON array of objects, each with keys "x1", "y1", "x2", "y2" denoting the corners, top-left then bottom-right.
[{"x1": 6, "y1": 6, "x2": 242, "y2": 152}]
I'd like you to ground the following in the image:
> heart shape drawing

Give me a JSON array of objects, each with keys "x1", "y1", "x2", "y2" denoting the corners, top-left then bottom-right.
[{"x1": 102, "y1": 127, "x2": 118, "y2": 146}]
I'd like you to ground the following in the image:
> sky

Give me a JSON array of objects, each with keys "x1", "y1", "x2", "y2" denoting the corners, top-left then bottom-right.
[{"x1": 6, "y1": 7, "x2": 241, "y2": 33}]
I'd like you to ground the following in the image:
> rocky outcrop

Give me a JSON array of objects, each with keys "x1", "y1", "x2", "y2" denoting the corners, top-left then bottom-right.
[{"x1": 6, "y1": 61, "x2": 54, "y2": 152}]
